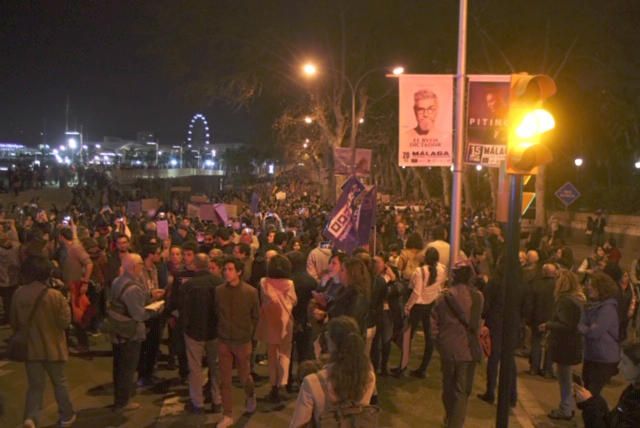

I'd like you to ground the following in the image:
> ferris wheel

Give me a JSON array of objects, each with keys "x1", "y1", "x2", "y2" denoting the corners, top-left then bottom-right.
[{"x1": 186, "y1": 113, "x2": 211, "y2": 146}]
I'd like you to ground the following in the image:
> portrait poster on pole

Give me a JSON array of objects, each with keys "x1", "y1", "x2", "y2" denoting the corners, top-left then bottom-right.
[
  {"x1": 398, "y1": 74, "x2": 454, "y2": 167},
  {"x1": 465, "y1": 75, "x2": 511, "y2": 167}
]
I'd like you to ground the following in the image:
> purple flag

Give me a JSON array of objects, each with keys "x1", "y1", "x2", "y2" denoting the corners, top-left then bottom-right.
[
  {"x1": 355, "y1": 186, "x2": 377, "y2": 248},
  {"x1": 324, "y1": 176, "x2": 366, "y2": 253}
]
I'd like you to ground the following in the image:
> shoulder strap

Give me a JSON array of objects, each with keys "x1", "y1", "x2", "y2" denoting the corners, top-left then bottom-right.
[
  {"x1": 25, "y1": 286, "x2": 49, "y2": 330},
  {"x1": 443, "y1": 290, "x2": 475, "y2": 334}
]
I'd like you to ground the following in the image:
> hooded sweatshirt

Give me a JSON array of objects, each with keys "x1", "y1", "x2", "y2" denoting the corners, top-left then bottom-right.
[{"x1": 579, "y1": 297, "x2": 620, "y2": 363}]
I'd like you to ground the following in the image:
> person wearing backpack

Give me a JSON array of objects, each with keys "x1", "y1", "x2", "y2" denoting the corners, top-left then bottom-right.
[
  {"x1": 402, "y1": 247, "x2": 446, "y2": 378},
  {"x1": 10, "y1": 256, "x2": 76, "y2": 428},
  {"x1": 108, "y1": 253, "x2": 164, "y2": 413},
  {"x1": 431, "y1": 260, "x2": 484, "y2": 428},
  {"x1": 289, "y1": 316, "x2": 377, "y2": 428}
]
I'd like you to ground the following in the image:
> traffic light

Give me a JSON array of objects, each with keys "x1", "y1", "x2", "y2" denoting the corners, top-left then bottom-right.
[{"x1": 506, "y1": 73, "x2": 557, "y2": 175}]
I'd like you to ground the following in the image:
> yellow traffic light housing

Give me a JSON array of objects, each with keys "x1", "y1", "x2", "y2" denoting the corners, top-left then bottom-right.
[{"x1": 507, "y1": 73, "x2": 557, "y2": 175}]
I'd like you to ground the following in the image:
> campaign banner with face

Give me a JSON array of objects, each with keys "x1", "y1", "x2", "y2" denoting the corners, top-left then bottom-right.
[
  {"x1": 398, "y1": 74, "x2": 454, "y2": 167},
  {"x1": 334, "y1": 147, "x2": 372, "y2": 176},
  {"x1": 465, "y1": 75, "x2": 511, "y2": 167}
]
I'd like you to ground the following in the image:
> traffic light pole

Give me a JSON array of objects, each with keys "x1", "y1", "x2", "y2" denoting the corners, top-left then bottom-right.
[{"x1": 496, "y1": 173, "x2": 523, "y2": 428}]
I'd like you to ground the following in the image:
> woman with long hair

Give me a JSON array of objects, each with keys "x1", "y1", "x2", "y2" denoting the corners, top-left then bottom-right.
[
  {"x1": 370, "y1": 255, "x2": 398, "y2": 376},
  {"x1": 579, "y1": 271, "x2": 620, "y2": 397},
  {"x1": 327, "y1": 257, "x2": 371, "y2": 334},
  {"x1": 289, "y1": 316, "x2": 376, "y2": 427},
  {"x1": 396, "y1": 247, "x2": 446, "y2": 378},
  {"x1": 618, "y1": 271, "x2": 637, "y2": 343},
  {"x1": 255, "y1": 254, "x2": 297, "y2": 404},
  {"x1": 540, "y1": 270, "x2": 586, "y2": 421}
]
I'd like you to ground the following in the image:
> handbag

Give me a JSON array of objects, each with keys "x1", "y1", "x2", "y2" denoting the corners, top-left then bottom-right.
[{"x1": 7, "y1": 287, "x2": 49, "y2": 362}]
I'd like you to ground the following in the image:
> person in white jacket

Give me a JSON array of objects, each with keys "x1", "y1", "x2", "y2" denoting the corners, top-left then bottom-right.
[{"x1": 401, "y1": 247, "x2": 446, "y2": 378}]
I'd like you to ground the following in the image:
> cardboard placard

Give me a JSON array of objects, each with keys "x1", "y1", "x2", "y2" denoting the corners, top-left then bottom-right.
[
  {"x1": 141, "y1": 198, "x2": 160, "y2": 212},
  {"x1": 214, "y1": 204, "x2": 229, "y2": 225},
  {"x1": 127, "y1": 201, "x2": 142, "y2": 215},
  {"x1": 156, "y1": 220, "x2": 169, "y2": 240},
  {"x1": 190, "y1": 194, "x2": 209, "y2": 204},
  {"x1": 187, "y1": 203, "x2": 200, "y2": 219},
  {"x1": 199, "y1": 204, "x2": 217, "y2": 222}
]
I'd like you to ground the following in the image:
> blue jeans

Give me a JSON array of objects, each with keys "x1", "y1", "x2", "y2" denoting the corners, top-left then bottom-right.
[
  {"x1": 556, "y1": 363, "x2": 575, "y2": 415},
  {"x1": 24, "y1": 361, "x2": 74, "y2": 424}
]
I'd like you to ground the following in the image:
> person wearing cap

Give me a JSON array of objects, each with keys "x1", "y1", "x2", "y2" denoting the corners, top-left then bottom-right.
[{"x1": 431, "y1": 260, "x2": 484, "y2": 428}]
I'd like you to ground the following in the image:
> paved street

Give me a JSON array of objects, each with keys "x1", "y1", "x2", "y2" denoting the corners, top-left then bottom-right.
[{"x1": 0, "y1": 323, "x2": 627, "y2": 428}]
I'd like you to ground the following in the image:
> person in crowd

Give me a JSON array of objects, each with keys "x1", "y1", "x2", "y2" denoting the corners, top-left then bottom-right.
[
  {"x1": 431, "y1": 260, "x2": 484, "y2": 428},
  {"x1": 618, "y1": 271, "x2": 637, "y2": 343},
  {"x1": 575, "y1": 342, "x2": 640, "y2": 427},
  {"x1": 58, "y1": 227, "x2": 93, "y2": 288},
  {"x1": 285, "y1": 250, "x2": 317, "y2": 391},
  {"x1": 167, "y1": 240, "x2": 198, "y2": 382},
  {"x1": 592, "y1": 211, "x2": 606, "y2": 247},
  {"x1": 136, "y1": 244, "x2": 166, "y2": 386},
  {"x1": 527, "y1": 263, "x2": 558, "y2": 378},
  {"x1": 232, "y1": 243, "x2": 253, "y2": 282},
  {"x1": 371, "y1": 255, "x2": 401, "y2": 376},
  {"x1": 255, "y1": 254, "x2": 297, "y2": 404},
  {"x1": 477, "y1": 257, "x2": 518, "y2": 407},
  {"x1": 579, "y1": 271, "x2": 620, "y2": 397},
  {"x1": 105, "y1": 233, "x2": 131, "y2": 290},
  {"x1": 401, "y1": 247, "x2": 445, "y2": 378},
  {"x1": 325, "y1": 257, "x2": 371, "y2": 335},
  {"x1": 396, "y1": 232, "x2": 424, "y2": 282},
  {"x1": 289, "y1": 316, "x2": 376, "y2": 428},
  {"x1": 0, "y1": 223, "x2": 21, "y2": 325},
  {"x1": 540, "y1": 270, "x2": 586, "y2": 421},
  {"x1": 11, "y1": 256, "x2": 76, "y2": 428},
  {"x1": 215, "y1": 256, "x2": 259, "y2": 428},
  {"x1": 109, "y1": 253, "x2": 163, "y2": 413},
  {"x1": 306, "y1": 241, "x2": 332, "y2": 283},
  {"x1": 603, "y1": 238, "x2": 621, "y2": 266},
  {"x1": 578, "y1": 246, "x2": 608, "y2": 277},
  {"x1": 182, "y1": 253, "x2": 222, "y2": 414}
]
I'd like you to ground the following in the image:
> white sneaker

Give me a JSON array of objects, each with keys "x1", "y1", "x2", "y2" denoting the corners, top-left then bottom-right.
[
  {"x1": 23, "y1": 419, "x2": 36, "y2": 428},
  {"x1": 246, "y1": 395, "x2": 257, "y2": 413},
  {"x1": 216, "y1": 415, "x2": 234, "y2": 427}
]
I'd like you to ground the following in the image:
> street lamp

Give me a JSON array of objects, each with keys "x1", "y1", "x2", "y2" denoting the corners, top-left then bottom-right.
[
  {"x1": 635, "y1": 161, "x2": 640, "y2": 169},
  {"x1": 475, "y1": 164, "x2": 483, "y2": 171},
  {"x1": 67, "y1": 138, "x2": 77, "y2": 150},
  {"x1": 302, "y1": 62, "x2": 404, "y2": 175},
  {"x1": 304, "y1": 116, "x2": 313, "y2": 124},
  {"x1": 574, "y1": 157, "x2": 583, "y2": 167}
]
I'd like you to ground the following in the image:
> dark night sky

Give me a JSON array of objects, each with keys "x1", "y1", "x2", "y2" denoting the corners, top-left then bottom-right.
[{"x1": 0, "y1": 1, "x2": 253, "y2": 146}]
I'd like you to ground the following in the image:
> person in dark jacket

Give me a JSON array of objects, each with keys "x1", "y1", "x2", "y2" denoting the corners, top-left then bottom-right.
[
  {"x1": 527, "y1": 263, "x2": 557, "y2": 377},
  {"x1": 182, "y1": 253, "x2": 223, "y2": 414},
  {"x1": 326, "y1": 257, "x2": 370, "y2": 335},
  {"x1": 575, "y1": 342, "x2": 640, "y2": 428},
  {"x1": 579, "y1": 271, "x2": 620, "y2": 397},
  {"x1": 477, "y1": 258, "x2": 518, "y2": 407},
  {"x1": 285, "y1": 251, "x2": 317, "y2": 391},
  {"x1": 540, "y1": 270, "x2": 586, "y2": 421}
]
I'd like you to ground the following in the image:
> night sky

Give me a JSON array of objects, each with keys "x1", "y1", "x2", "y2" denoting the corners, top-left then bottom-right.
[{"x1": 0, "y1": 1, "x2": 252, "y2": 147}]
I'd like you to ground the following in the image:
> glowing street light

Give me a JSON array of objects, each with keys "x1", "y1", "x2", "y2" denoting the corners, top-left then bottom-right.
[
  {"x1": 392, "y1": 66, "x2": 405, "y2": 76},
  {"x1": 358, "y1": 117, "x2": 365, "y2": 124},
  {"x1": 67, "y1": 138, "x2": 78, "y2": 149},
  {"x1": 302, "y1": 62, "x2": 317, "y2": 77},
  {"x1": 574, "y1": 158, "x2": 583, "y2": 167},
  {"x1": 475, "y1": 164, "x2": 483, "y2": 171},
  {"x1": 304, "y1": 116, "x2": 313, "y2": 124},
  {"x1": 303, "y1": 142, "x2": 309, "y2": 149},
  {"x1": 635, "y1": 161, "x2": 640, "y2": 170}
]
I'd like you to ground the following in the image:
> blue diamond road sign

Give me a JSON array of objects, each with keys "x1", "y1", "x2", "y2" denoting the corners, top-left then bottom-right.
[{"x1": 555, "y1": 182, "x2": 581, "y2": 207}]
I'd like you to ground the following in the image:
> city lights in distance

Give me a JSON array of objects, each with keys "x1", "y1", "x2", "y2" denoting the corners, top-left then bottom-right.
[
  {"x1": 204, "y1": 159, "x2": 214, "y2": 167},
  {"x1": 574, "y1": 158, "x2": 583, "y2": 167},
  {"x1": 170, "y1": 159, "x2": 178, "y2": 167},
  {"x1": 67, "y1": 138, "x2": 78, "y2": 149},
  {"x1": 358, "y1": 117, "x2": 365, "y2": 124},
  {"x1": 95, "y1": 144, "x2": 101, "y2": 149},
  {"x1": 304, "y1": 116, "x2": 313, "y2": 124},
  {"x1": 268, "y1": 163, "x2": 275, "y2": 174}
]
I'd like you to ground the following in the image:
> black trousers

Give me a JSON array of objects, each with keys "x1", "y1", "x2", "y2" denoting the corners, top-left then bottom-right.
[
  {"x1": 113, "y1": 340, "x2": 142, "y2": 408},
  {"x1": 583, "y1": 360, "x2": 618, "y2": 397},
  {"x1": 409, "y1": 303, "x2": 434, "y2": 371},
  {"x1": 0, "y1": 286, "x2": 16, "y2": 323},
  {"x1": 138, "y1": 317, "x2": 164, "y2": 380}
]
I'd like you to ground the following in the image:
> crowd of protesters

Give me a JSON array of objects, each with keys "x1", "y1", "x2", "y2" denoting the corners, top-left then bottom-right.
[{"x1": 1, "y1": 181, "x2": 640, "y2": 428}]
